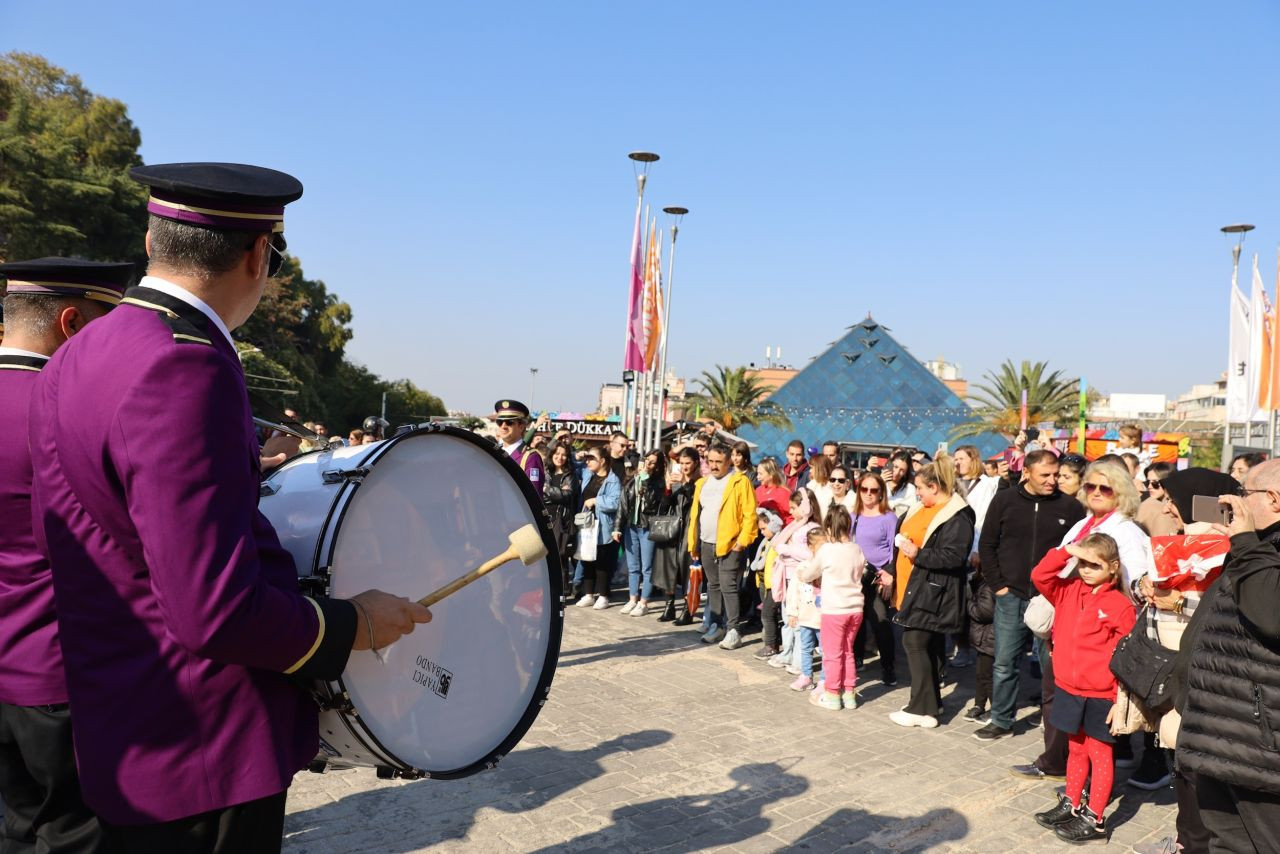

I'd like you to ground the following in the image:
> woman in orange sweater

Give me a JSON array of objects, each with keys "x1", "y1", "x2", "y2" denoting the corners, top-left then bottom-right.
[{"x1": 1031, "y1": 532, "x2": 1137, "y2": 844}]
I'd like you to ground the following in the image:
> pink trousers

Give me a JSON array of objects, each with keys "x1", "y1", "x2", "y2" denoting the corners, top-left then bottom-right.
[{"x1": 820, "y1": 611, "x2": 864, "y2": 693}]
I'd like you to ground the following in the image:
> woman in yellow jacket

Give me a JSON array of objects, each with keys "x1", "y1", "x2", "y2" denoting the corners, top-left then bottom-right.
[{"x1": 687, "y1": 445, "x2": 759, "y2": 649}]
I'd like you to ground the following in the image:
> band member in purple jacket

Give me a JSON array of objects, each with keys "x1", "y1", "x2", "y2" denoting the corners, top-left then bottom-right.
[
  {"x1": 0, "y1": 258, "x2": 134, "y2": 853},
  {"x1": 28, "y1": 163, "x2": 432, "y2": 852},
  {"x1": 493, "y1": 399, "x2": 545, "y2": 496}
]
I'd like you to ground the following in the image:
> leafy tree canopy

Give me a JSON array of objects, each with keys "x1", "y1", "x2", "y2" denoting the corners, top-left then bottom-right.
[
  {"x1": 0, "y1": 52, "x2": 147, "y2": 263},
  {"x1": 953, "y1": 359, "x2": 1080, "y2": 439}
]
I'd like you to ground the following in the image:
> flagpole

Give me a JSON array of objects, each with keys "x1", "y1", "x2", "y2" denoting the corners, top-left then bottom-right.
[
  {"x1": 656, "y1": 206, "x2": 688, "y2": 455},
  {"x1": 624, "y1": 152, "x2": 659, "y2": 439},
  {"x1": 1223, "y1": 224, "x2": 1255, "y2": 457}
]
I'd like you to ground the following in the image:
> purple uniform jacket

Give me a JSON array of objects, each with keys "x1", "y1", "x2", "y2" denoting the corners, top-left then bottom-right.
[
  {"x1": 0, "y1": 351, "x2": 66, "y2": 706},
  {"x1": 28, "y1": 286, "x2": 356, "y2": 825},
  {"x1": 512, "y1": 443, "x2": 545, "y2": 496}
]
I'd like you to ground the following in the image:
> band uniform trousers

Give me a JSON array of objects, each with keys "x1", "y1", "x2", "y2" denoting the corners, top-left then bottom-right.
[
  {"x1": 102, "y1": 791, "x2": 287, "y2": 854},
  {"x1": 0, "y1": 702, "x2": 108, "y2": 854},
  {"x1": 702, "y1": 544, "x2": 746, "y2": 630}
]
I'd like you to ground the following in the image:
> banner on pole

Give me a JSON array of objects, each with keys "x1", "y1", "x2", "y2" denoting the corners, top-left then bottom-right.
[{"x1": 624, "y1": 203, "x2": 646, "y2": 372}]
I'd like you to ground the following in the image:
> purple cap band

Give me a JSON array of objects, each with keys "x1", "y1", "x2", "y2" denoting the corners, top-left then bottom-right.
[{"x1": 147, "y1": 192, "x2": 284, "y2": 233}]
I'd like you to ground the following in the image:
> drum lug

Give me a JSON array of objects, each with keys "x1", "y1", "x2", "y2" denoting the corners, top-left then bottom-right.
[
  {"x1": 322, "y1": 467, "x2": 371, "y2": 484},
  {"x1": 299, "y1": 571, "x2": 331, "y2": 597},
  {"x1": 307, "y1": 759, "x2": 329, "y2": 774},
  {"x1": 317, "y1": 690, "x2": 354, "y2": 714},
  {"x1": 259, "y1": 481, "x2": 280, "y2": 497}
]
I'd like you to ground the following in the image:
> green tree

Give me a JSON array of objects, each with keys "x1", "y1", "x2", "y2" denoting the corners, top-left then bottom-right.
[
  {"x1": 953, "y1": 359, "x2": 1081, "y2": 439},
  {"x1": 0, "y1": 52, "x2": 147, "y2": 262},
  {"x1": 685, "y1": 365, "x2": 792, "y2": 431}
]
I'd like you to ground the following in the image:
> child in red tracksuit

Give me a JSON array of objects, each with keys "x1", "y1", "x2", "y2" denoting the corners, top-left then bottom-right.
[{"x1": 1030, "y1": 532, "x2": 1136, "y2": 844}]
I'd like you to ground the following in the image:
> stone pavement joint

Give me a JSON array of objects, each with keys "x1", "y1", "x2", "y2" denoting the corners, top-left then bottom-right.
[{"x1": 284, "y1": 599, "x2": 1179, "y2": 852}]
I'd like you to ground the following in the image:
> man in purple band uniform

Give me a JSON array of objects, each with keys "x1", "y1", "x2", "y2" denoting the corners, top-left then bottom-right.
[
  {"x1": 0, "y1": 258, "x2": 133, "y2": 854},
  {"x1": 28, "y1": 162, "x2": 432, "y2": 853},
  {"x1": 492, "y1": 399, "x2": 545, "y2": 496}
]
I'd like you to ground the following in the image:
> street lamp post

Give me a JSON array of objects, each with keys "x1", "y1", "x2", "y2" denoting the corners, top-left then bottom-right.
[
  {"x1": 654, "y1": 206, "x2": 689, "y2": 450},
  {"x1": 623, "y1": 151, "x2": 659, "y2": 441},
  {"x1": 1222, "y1": 223, "x2": 1256, "y2": 453},
  {"x1": 529, "y1": 367, "x2": 538, "y2": 412}
]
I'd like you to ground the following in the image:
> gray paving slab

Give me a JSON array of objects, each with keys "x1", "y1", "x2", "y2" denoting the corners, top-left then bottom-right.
[{"x1": 283, "y1": 599, "x2": 1179, "y2": 852}]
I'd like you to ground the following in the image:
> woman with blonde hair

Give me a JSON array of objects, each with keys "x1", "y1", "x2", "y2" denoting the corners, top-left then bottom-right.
[
  {"x1": 807, "y1": 455, "x2": 835, "y2": 519},
  {"x1": 891, "y1": 452, "x2": 975, "y2": 729},
  {"x1": 1061, "y1": 461, "x2": 1154, "y2": 596}
]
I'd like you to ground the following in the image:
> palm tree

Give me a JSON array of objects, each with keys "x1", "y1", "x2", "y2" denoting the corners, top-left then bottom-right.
[
  {"x1": 952, "y1": 359, "x2": 1080, "y2": 439},
  {"x1": 683, "y1": 365, "x2": 792, "y2": 431}
]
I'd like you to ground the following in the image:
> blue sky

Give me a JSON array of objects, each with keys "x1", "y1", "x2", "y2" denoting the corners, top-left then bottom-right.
[{"x1": 5, "y1": 2, "x2": 1279, "y2": 418}]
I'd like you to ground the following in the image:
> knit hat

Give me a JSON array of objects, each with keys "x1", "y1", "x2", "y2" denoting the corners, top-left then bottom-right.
[
  {"x1": 1162, "y1": 468, "x2": 1240, "y2": 526},
  {"x1": 756, "y1": 507, "x2": 784, "y2": 536}
]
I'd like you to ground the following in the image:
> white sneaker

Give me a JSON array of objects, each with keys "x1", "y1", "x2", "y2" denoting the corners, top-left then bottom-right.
[
  {"x1": 593, "y1": 596, "x2": 610, "y2": 610},
  {"x1": 619, "y1": 601, "x2": 636, "y2": 615},
  {"x1": 889, "y1": 710, "x2": 939, "y2": 729},
  {"x1": 575, "y1": 594, "x2": 594, "y2": 607},
  {"x1": 631, "y1": 602, "x2": 648, "y2": 617}
]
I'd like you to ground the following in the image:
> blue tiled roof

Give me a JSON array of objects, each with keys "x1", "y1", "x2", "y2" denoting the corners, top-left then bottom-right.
[{"x1": 737, "y1": 316, "x2": 1007, "y2": 459}]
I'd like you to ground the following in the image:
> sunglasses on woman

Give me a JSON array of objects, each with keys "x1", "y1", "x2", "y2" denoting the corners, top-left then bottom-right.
[
  {"x1": 830, "y1": 477, "x2": 848, "y2": 484},
  {"x1": 1083, "y1": 482, "x2": 1115, "y2": 496},
  {"x1": 859, "y1": 486, "x2": 880, "y2": 495}
]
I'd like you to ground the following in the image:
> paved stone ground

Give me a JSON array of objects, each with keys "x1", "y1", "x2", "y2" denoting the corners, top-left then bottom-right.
[{"x1": 283, "y1": 598, "x2": 1179, "y2": 853}]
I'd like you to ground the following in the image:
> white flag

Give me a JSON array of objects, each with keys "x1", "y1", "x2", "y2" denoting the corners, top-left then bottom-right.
[
  {"x1": 1249, "y1": 254, "x2": 1267, "y2": 421},
  {"x1": 1226, "y1": 274, "x2": 1252, "y2": 422}
]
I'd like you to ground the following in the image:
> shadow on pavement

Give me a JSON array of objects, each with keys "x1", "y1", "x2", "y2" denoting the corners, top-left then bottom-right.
[
  {"x1": 283, "y1": 729, "x2": 672, "y2": 852},
  {"x1": 556, "y1": 628, "x2": 704, "y2": 668},
  {"x1": 786, "y1": 805, "x2": 969, "y2": 852},
  {"x1": 527, "y1": 760, "x2": 809, "y2": 853}
]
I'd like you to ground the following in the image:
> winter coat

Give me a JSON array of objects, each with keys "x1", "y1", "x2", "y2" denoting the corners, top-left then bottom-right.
[
  {"x1": 1057, "y1": 512, "x2": 1155, "y2": 599},
  {"x1": 543, "y1": 467, "x2": 580, "y2": 557},
  {"x1": 581, "y1": 471, "x2": 621, "y2": 546},
  {"x1": 895, "y1": 494, "x2": 975, "y2": 635},
  {"x1": 687, "y1": 471, "x2": 759, "y2": 557},
  {"x1": 978, "y1": 486, "x2": 1086, "y2": 600},
  {"x1": 1177, "y1": 524, "x2": 1280, "y2": 795},
  {"x1": 618, "y1": 472, "x2": 663, "y2": 532},
  {"x1": 1032, "y1": 547, "x2": 1136, "y2": 699},
  {"x1": 652, "y1": 482, "x2": 694, "y2": 593},
  {"x1": 968, "y1": 578, "x2": 996, "y2": 656}
]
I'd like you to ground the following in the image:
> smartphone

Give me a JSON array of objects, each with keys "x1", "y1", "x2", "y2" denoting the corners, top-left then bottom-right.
[{"x1": 1191, "y1": 494, "x2": 1231, "y2": 526}]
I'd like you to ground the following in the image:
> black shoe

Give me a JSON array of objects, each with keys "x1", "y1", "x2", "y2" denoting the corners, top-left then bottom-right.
[
  {"x1": 754, "y1": 645, "x2": 778, "y2": 660},
  {"x1": 1055, "y1": 805, "x2": 1107, "y2": 843},
  {"x1": 1127, "y1": 750, "x2": 1171, "y2": 790},
  {"x1": 1010, "y1": 763, "x2": 1065, "y2": 782},
  {"x1": 973, "y1": 722, "x2": 1013, "y2": 741},
  {"x1": 963, "y1": 705, "x2": 989, "y2": 723},
  {"x1": 881, "y1": 668, "x2": 897, "y2": 687},
  {"x1": 657, "y1": 601, "x2": 677, "y2": 622},
  {"x1": 672, "y1": 610, "x2": 693, "y2": 626},
  {"x1": 1034, "y1": 795, "x2": 1077, "y2": 829}
]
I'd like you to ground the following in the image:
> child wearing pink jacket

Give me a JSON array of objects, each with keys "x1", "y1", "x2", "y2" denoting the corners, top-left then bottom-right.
[{"x1": 798, "y1": 504, "x2": 866, "y2": 710}]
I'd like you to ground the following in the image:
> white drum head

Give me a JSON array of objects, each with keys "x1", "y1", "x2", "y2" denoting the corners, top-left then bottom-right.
[{"x1": 325, "y1": 430, "x2": 558, "y2": 775}]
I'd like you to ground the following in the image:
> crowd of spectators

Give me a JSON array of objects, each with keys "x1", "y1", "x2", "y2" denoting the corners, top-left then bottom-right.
[{"x1": 547, "y1": 421, "x2": 1279, "y2": 850}]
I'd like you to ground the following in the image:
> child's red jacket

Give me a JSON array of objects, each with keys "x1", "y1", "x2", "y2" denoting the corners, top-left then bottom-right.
[{"x1": 1032, "y1": 547, "x2": 1137, "y2": 699}]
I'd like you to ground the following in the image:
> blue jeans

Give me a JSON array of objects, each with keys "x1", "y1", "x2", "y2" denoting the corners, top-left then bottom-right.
[
  {"x1": 623, "y1": 527, "x2": 655, "y2": 600},
  {"x1": 796, "y1": 627, "x2": 820, "y2": 678},
  {"x1": 991, "y1": 593, "x2": 1031, "y2": 729}
]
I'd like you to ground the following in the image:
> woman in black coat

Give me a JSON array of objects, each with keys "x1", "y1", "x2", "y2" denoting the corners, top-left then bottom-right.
[
  {"x1": 542, "y1": 442, "x2": 580, "y2": 596},
  {"x1": 652, "y1": 447, "x2": 700, "y2": 624},
  {"x1": 891, "y1": 453, "x2": 975, "y2": 729}
]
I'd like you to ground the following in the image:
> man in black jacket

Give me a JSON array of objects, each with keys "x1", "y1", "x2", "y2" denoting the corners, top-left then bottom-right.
[
  {"x1": 1176, "y1": 461, "x2": 1280, "y2": 852},
  {"x1": 975, "y1": 451, "x2": 1086, "y2": 749}
]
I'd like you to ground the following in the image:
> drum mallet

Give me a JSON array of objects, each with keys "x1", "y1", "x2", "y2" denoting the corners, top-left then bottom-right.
[{"x1": 417, "y1": 525, "x2": 548, "y2": 607}]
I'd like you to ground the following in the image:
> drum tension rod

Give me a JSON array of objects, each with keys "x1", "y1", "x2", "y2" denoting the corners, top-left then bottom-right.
[{"x1": 322, "y1": 467, "x2": 371, "y2": 485}]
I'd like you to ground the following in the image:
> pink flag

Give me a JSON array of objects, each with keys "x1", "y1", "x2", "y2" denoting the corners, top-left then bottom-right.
[{"x1": 623, "y1": 203, "x2": 646, "y2": 372}]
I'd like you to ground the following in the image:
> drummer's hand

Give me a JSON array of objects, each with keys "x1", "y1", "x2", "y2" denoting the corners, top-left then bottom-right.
[
  {"x1": 260, "y1": 452, "x2": 287, "y2": 471},
  {"x1": 349, "y1": 590, "x2": 432, "y2": 651}
]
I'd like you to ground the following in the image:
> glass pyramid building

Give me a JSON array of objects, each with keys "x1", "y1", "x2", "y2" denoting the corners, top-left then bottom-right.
[{"x1": 737, "y1": 316, "x2": 1007, "y2": 459}]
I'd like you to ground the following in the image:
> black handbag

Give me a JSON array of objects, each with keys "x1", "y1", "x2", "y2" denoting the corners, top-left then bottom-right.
[
  {"x1": 648, "y1": 514, "x2": 682, "y2": 545},
  {"x1": 1109, "y1": 606, "x2": 1177, "y2": 712},
  {"x1": 647, "y1": 487, "x2": 687, "y2": 546}
]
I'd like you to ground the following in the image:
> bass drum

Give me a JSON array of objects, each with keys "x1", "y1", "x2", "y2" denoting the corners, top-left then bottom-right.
[{"x1": 259, "y1": 424, "x2": 562, "y2": 779}]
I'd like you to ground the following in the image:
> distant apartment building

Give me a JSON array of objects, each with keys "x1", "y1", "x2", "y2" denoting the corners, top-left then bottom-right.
[
  {"x1": 1173, "y1": 374, "x2": 1227, "y2": 422},
  {"x1": 1090, "y1": 393, "x2": 1170, "y2": 421},
  {"x1": 924, "y1": 358, "x2": 969, "y2": 401},
  {"x1": 744, "y1": 366, "x2": 798, "y2": 399},
  {"x1": 598, "y1": 372, "x2": 687, "y2": 419}
]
